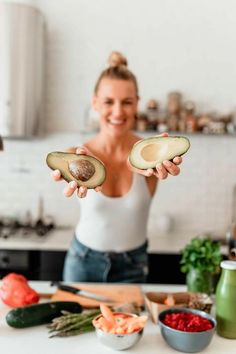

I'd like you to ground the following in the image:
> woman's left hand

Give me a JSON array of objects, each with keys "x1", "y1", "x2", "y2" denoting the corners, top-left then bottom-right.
[{"x1": 127, "y1": 133, "x2": 182, "y2": 180}]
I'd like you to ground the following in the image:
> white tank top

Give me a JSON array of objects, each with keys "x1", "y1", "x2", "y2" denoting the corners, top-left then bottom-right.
[{"x1": 75, "y1": 174, "x2": 152, "y2": 252}]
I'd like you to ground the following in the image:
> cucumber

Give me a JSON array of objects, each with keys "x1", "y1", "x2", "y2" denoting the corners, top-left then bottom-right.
[{"x1": 6, "y1": 301, "x2": 82, "y2": 328}]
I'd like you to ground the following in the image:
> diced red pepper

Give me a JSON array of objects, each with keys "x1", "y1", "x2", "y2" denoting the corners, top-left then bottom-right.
[
  {"x1": 0, "y1": 273, "x2": 39, "y2": 307},
  {"x1": 162, "y1": 312, "x2": 213, "y2": 332}
]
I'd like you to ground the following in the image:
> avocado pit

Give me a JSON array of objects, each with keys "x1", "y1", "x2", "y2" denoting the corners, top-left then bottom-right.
[{"x1": 68, "y1": 159, "x2": 95, "y2": 182}]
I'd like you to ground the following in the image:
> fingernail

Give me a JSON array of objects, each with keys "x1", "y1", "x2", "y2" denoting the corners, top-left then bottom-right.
[
  {"x1": 77, "y1": 190, "x2": 84, "y2": 198},
  {"x1": 69, "y1": 181, "x2": 77, "y2": 189},
  {"x1": 76, "y1": 147, "x2": 85, "y2": 154},
  {"x1": 53, "y1": 170, "x2": 60, "y2": 177},
  {"x1": 156, "y1": 163, "x2": 162, "y2": 169}
]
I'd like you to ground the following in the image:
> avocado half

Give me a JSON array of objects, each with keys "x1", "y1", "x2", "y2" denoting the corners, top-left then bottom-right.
[
  {"x1": 128, "y1": 136, "x2": 190, "y2": 169},
  {"x1": 46, "y1": 152, "x2": 106, "y2": 189}
]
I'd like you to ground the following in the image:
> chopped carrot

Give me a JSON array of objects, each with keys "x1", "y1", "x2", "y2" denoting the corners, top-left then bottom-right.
[
  {"x1": 93, "y1": 308, "x2": 148, "y2": 335},
  {"x1": 115, "y1": 326, "x2": 126, "y2": 335},
  {"x1": 99, "y1": 316, "x2": 113, "y2": 332},
  {"x1": 164, "y1": 294, "x2": 175, "y2": 306},
  {"x1": 100, "y1": 303, "x2": 116, "y2": 326}
]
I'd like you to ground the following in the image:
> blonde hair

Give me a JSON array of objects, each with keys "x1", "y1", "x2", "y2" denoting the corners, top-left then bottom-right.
[{"x1": 94, "y1": 51, "x2": 139, "y2": 96}]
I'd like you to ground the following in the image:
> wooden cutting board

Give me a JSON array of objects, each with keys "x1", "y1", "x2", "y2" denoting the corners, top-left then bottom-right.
[{"x1": 51, "y1": 283, "x2": 144, "y2": 308}]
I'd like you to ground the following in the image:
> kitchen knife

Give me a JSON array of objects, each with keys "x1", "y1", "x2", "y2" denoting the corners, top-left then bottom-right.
[{"x1": 51, "y1": 282, "x2": 113, "y2": 303}]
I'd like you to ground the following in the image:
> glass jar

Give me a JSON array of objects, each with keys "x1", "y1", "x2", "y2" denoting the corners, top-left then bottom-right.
[
  {"x1": 186, "y1": 268, "x2": 215, "y2": 295},
  {"x1": 215, "y1": 260, "x2": 236, "y2": 338}
]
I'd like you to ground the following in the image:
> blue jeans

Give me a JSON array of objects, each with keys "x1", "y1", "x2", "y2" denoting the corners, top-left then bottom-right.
[{"x1": 63, "y1": 236, "x2": 148, "y2": 283}]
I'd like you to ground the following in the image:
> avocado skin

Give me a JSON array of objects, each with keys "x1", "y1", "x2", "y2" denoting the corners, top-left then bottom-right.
[
  {"x1": 46, "y1": 151, "x2": 106, "y2": 189},
  {"x1": 129, "y1": 136, "x2": 190, "y2": 170}
]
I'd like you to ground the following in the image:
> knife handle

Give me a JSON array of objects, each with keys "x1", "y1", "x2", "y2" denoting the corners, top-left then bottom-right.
[{"x1": 51, "y1": 281, "x2": 81, "y2": 295}]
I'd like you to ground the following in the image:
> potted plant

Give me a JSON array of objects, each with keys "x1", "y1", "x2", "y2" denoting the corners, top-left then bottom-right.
[{"x1": 180, "y1": 236, "x2": 222, "y2": 294}]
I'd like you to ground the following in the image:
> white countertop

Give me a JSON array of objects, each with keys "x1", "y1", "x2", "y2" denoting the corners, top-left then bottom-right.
[
  {"x1": 0, "y1": 282, "x2": 235, "y2": 354},
  {"x1": 0, "y1": 227, "x2": 74, "y2": 251},
  {"x1": 0, "y1": 228, "x2": 228, "y2": 255}
]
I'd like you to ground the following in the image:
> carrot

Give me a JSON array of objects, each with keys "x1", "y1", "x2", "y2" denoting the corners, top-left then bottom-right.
[
  {"x1": 164, "y1": 294, "x2": 175, "y2": 306},
  {"x1": 115, "y1": 326, "x2": 127, "y2": 335},
  {"x1": 94, "y1": 307, "x2": 148, "y2": 335},
  {"x1": 98, "y1": 317, "x2": 112, "y2": 332},
  {"x1": 100, "y1": 304, "x2": 116, "y2": 326}
]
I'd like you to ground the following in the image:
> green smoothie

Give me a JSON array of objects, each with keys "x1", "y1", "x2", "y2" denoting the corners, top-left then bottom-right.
[{"x1": 216, "y1": 260, "x2": 236, "y2": 339}]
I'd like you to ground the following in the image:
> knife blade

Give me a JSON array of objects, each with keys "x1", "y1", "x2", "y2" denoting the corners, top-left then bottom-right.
[{"x1": 51, "y1": 282, "x2": 113, "y2": 303}]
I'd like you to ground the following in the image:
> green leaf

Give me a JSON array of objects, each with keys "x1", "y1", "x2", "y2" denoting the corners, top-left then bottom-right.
[{"x1": 179, "y1": 236, "x2": 222, "y2": 273}]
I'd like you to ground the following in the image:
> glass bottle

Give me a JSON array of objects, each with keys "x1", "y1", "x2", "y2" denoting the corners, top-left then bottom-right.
[{"x1": 215, "y1": 260, "x2": 236, "y2": 338}]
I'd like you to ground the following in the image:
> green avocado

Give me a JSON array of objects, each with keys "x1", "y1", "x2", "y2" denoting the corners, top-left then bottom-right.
[
  {"x1": 46, "y1": 151, "x2": 106, "y2": 188},
  {"x1": 128, "y1": 136, "x2": 190, "y2": 169}
]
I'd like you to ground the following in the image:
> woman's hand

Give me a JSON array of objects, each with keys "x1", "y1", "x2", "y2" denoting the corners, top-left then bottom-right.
[
  {"x1": 51, "y1": 147, "x2": 103, "y2": 198},
  {"x1": 127, "y1": 133, "x2": 182, "y2": 180}
]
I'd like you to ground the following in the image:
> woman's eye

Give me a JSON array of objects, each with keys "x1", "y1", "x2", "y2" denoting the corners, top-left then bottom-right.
[
  {"x1": 123, "y1": 101, "x2": 132, "y2": 105},
  {"x1": 104, "y1": 101, "x2": 113, "y2": 105}
]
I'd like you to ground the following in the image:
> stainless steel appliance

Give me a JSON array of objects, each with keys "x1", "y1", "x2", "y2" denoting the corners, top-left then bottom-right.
[{"x1": 0, "y1": 3, "x2": 45, "y2": 138}]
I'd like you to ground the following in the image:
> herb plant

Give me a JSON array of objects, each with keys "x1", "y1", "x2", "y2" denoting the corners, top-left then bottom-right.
[{"x1": 180, "y1": 236, "x2": 222, "y2": 274}]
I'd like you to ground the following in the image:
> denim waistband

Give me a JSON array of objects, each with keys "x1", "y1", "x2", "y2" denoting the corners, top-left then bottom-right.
[{"x1": 72, "y1": 236, "x2": 148, "y2": 258}]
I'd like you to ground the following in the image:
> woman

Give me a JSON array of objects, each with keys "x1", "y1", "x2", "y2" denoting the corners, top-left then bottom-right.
[{"x1": 52, "y1": 52, "x2": 182, "y2": 283}]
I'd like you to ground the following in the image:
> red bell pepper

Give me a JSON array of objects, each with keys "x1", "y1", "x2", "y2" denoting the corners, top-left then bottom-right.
[{"x1": 0, "y1": 273, "x2": 39, "y2": 307}]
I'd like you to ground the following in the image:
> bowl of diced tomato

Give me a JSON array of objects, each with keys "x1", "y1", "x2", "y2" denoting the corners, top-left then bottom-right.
[
  {"x1": 92, "y1": 304, "x2": 147, "y2": 351},
  {"x1": 158, "y1": 308, "x2": 216, "y2": 353}
]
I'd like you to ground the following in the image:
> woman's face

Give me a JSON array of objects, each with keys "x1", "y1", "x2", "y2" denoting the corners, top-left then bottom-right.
[{"x1": 92, "y1": 78, "x2": 138, "y2": 137}]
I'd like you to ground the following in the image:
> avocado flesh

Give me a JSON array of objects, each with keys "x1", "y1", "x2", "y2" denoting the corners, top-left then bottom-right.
[
  {"x1": 46, "y1": 152, "x2": 106, "y2": 188},
  {"x1": 129, "y1": 136, "x2": 190, "y2": 169}
]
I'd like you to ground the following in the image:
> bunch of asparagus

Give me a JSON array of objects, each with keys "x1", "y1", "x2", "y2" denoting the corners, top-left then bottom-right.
[{"x1": 48, "y1": 309, "x2": 100, "y2": 338}]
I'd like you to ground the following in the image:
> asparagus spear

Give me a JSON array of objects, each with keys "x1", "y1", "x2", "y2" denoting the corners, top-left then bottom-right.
[{"x1": 48, "y1": 309, "x2": 100, "y2": 338}]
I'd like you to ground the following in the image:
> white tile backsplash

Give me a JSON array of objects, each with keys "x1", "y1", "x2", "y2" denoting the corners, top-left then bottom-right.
[{"x1": 1, "y1": 133, "x2": 236, "y2": 250}]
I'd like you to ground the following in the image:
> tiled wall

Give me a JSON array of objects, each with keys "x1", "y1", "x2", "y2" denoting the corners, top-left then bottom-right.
[
  {"x1": 1, "y1": 0, "x2": 236, "y2": 249},
  {"x1": 1, "y1": 133, "x2": 236, "y2": 249},
  {"x1": 36, "y1": 0, "x2": 236, "y2": 134}
]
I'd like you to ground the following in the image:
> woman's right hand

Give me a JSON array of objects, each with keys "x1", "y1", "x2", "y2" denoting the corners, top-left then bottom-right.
[{"x1": 51, "y1": 147, "x2": 102, "y2": 198}]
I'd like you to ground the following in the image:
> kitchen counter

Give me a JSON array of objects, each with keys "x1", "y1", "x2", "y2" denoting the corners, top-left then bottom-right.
[
  {"x1": 0, "y1": 228, "x2": 228, "y2": 255},
  {"x1": 0, "y1": 227, "x2": 74, "y2": 251},
  {"x1": 0, "y1": 282, "x2": 234, "y2": 354}
]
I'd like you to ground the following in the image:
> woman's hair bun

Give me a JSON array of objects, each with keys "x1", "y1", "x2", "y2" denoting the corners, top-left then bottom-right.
[{"x1": 107, "y1": 51, "x2": 128, "y2": 68}]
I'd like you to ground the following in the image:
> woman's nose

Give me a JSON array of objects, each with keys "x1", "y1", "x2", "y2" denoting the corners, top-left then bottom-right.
[{"x1": 112, "y1": 102, "x2": 123, "y2": 116}]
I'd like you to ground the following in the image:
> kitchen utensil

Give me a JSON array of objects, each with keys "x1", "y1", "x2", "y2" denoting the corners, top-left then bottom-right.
[
  {"x1": 52, "y1": 282, "x2": 113, "y2": 303},
  {"x1": 51, "y1": 283, "x2": 144, "y2": 308}
]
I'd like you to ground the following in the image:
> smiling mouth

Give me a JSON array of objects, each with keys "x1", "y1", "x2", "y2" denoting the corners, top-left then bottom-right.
[{"x1": 108, "y1": 119, "x2": 126, "y2": 126}]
